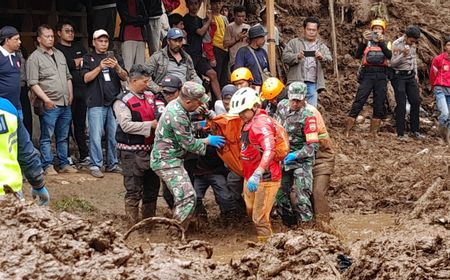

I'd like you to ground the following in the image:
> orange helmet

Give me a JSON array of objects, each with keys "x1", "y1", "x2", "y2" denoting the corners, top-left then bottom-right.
[
  {"x1": 370, "y1": 19, "x2": 387, "y2": 31},
  {"x1": 260, "y1": 77, "x2": 285, "y2": 101},
  {"x1": 231, "y1": 67, "x2": 254, "y2": 83}
]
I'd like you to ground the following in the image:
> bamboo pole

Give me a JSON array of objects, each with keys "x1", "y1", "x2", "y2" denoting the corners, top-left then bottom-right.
[
  {"x1": 266, "y1": 0, "x2": 277, "y2": 77},
  {"x1": 328, "y1": 0, "x2": 342, "y2": 92}
]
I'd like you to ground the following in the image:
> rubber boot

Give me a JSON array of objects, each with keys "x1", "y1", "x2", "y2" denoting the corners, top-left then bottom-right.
[
  {"x1": 125, "y1": 204, "x2": 139, "y2": 228},
  {"x1": 313, "y1": 174, "x2": 331, "y2": 224},
  {"x1": 446, "y1": 127, "x2": 450, "y2": 146},
  {"x1": 141, "y1": 202, "x2": 157, "y2": 219},
  {"x1": 343, "y1": 117, "x2": 356, "y2": 137},
  {"x1": 369, "y1": 118, "x2": 382, "y2": 138}
]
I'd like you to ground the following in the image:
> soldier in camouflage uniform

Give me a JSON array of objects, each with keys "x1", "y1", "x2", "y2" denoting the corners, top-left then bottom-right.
[
  {"x1": 150, "y1": 81, "x2": 226, "y2": 225},
  {"x1": 274, "y1": 82, "x2": 320, "y2": 226}
]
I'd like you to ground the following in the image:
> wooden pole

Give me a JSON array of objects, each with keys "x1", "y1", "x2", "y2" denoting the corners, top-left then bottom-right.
[
  {"x1": 328, "y1": 0, "x2": 342, "y2": 92},
  {"x1": 266, "y1": 0, "x2": 277, "y2": 77}
]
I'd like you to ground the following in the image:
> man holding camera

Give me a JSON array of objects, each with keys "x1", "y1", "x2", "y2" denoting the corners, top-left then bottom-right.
[
  {"x1": 343, "y1": 19, "x2": 392, "y2": 138},
  {"x1": 223, "y1": 5, "x2": 250, "y2": 72},
  {"x1": 82, "y1": 29, "x2": 128, "y2": 178}
]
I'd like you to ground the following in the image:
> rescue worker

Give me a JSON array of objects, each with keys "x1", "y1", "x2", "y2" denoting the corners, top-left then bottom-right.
[
  {"x1": 429, "y1": 35, "x2": 450, "y2": 143},
  {"x1": 113, "y1": 64, "x2": 160, "y2": 226},
  {"x1": 0, "y1": 97, "x2": 49, "y2": 204},
  {"x1": 230, "y1": 67, "x2": 254, "y2": 89},
  {"x1": 307, "y1": 102, "x2": 335, "y2": 223},
  {"x1": 260, "y1": 77, "x2": 285, "y2": 117},
  {"x1": 150, "y1": 81, "x2": 226, "y2": 227},
  {"x1": 229, "y1": 87, "x2": 281, "y2": 242},
  {"x1": 274, "y1": 82, "x2": 319, "y2": 226},
  {"x1": 391, "y1": 26, "x2": 424, "y2": 140},
  {"x1": 344, "y1": 19, "x2": 392, "y2": 138}
]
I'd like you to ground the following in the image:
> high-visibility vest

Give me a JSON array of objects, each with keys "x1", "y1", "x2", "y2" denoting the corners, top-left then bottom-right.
[{"x1": 0, "y1": 97, "x2": 22, "y2": 195}]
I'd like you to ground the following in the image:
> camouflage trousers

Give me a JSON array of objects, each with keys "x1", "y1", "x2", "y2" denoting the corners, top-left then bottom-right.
[
  {"x1": 276, "y1": 162, "x2": 314, "y2": 226},
  {"x1": 154, "y1": 166, "x2": 196, "y2": 223}
]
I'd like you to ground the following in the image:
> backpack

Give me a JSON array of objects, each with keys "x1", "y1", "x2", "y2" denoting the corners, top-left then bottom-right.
[{"x1": 272, "y1": 118, "x2": 290, "y2": 162}]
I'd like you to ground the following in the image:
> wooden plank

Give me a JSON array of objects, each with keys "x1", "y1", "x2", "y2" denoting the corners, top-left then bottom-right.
[{"x1": 266, "y1": 0, "x2": 277, "y2": 77}]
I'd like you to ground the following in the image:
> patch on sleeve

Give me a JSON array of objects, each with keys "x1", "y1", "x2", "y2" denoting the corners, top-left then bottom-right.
[
  {"x1": 304, "y1": 116, "x2": 319, "y2": 144},
  {"x1": 0, "y1": 114, "x2": 8, "y2": 134}
]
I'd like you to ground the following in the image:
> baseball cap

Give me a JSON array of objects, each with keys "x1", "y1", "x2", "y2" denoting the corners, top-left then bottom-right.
[
  {"x1": 160, "y1": 75, "x2": 182, "y2": 93},
  {"x1": 0, "y1": 26, "x2": 19, "y2": 42},
  {"x1": 167, "y1": 28, "x2": 184, "y2": 40},
  {"x1": 93, "y1": 29, "x2": 109, "y2": 39},
  {"x1": 287, "y1": 82, "x2": 307, "y2": 101},
  {"x1": 181, "y1": 81, "x2": 210, "y2": 103},
  {"x1": 221, "y1": 84, "x2": 238, "y2": 99}
]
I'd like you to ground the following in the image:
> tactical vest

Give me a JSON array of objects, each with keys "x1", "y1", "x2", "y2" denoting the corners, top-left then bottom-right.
[
  {"x1": 0, "y1": 98, "x2": 22, "y2": 195},
  {"x1": 362, "y1": 42, "x2": 388, "y2": 67},
  {"x1": 115, "y1": 91, "x2": 156, "y2": 146}
]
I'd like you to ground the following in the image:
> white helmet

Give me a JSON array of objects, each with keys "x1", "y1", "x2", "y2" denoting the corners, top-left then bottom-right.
[{"x1": 229, "y1": 87, "x2": 261, "y2": 114}]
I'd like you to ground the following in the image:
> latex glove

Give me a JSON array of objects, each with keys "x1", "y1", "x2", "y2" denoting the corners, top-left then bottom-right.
[
  {"x1": 247, "y1": 171, "x2": 262, "y2": 192},
  {"x1": 207, "y1": 135, "x2": 226, "y2": 148},
  {"x1": 199, "y1": 120, "x2": 207, "y2": 128},
  {"x1": 31, "y1": 186, "x2": 50, "y2": 206},
  {"x1": 283, "y1": 152, "x2": 297, "y2": 165}
]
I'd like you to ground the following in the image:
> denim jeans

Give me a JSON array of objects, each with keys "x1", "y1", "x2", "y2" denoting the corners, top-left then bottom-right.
[
  {"x1": 39, "y1": 106, "x2": 72, "y2": 169},
  {"x1": 305, "y1": 82, "x2": 318, "y2": 107},
  {"x1": 87, "y1": 106, "x2": 118, "y2": 170},
  {"x1": 17, "y1": 110, "x2": 44, "y2": 188},
  {"x1": 434, "y1": 86, "x2": 450, "y2": 128},
  {"x1": 194, "y1": 174, "x2": 236, "y2": 214}
]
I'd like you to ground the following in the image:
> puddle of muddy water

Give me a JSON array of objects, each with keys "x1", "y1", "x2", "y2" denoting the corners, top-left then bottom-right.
[{"x1": 332, "y1": 213, "x2": 399, "y2": 243}]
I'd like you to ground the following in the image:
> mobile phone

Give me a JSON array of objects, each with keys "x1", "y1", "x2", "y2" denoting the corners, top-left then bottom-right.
[
  {"x1": 242, "y1": 28, "x2": 248, "y2": 33},
  {"x1": 106, "y1": 51, "x2": 114, "y2": 59},
  {"x1": 371, "y1": 32, "x2": 379, "y2": 40},
  {"x1": 303, "y1": 51, "x2": 316, "y2": 57}
]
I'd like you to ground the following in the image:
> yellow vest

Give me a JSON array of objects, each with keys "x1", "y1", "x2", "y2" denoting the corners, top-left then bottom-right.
[{"x1": 0, "y1": 98, "x2": 22, "y2": 195}]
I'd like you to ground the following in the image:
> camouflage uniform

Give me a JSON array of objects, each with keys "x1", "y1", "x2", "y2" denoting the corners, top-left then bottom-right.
[
  {"x1": 274, "y1": 99, "x2": 319, "y2": 225},
  {"x1": 150, "y1": 82, "x2": 209, "y2": 223}
]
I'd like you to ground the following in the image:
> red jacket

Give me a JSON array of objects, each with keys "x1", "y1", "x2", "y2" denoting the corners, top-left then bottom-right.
[
  {"x1": 240, "y1": 110, "x2": 282, "y2": 181},
  {"x1": 430, "y1": 53, "x2": 450, "y2": 88}
]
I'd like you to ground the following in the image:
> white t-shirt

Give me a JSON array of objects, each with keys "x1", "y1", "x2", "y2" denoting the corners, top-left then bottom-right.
[{"x1": 214, "y1": 100, "x2": 228, "y2": 115}]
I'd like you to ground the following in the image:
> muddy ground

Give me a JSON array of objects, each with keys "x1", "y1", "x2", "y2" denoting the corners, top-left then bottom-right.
[{"x1": 2, "y1": 0, "x2": 450, "y2": 278}]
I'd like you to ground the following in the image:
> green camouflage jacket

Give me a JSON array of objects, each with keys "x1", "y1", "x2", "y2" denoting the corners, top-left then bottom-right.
[
  {"x1": 150, "y1": 99, "x2": 207, "y2": 170},
  {"x1": 274, "y1": 99, "x2": 319, "y2": 170}
]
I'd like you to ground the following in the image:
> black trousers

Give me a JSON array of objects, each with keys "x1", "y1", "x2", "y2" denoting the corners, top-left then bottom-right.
[
  {"x1": 349, "y1": 72, "x2": 387, "y2": 119},
  {"x1": 20, "y1": 86, "x2": 33, "y2": 136},
  {"x1": 391, "y1": 75, "x2": 420, "y2": 136},
  {"x1": 71, "y1": 86, "x2": 89, "y2": 160},
  {"x1": 213, "y1": 46, "x2": 229, "y2": 88},
  {"x1": 120, "y1": 150, "x2": 161, "y2": 207}
]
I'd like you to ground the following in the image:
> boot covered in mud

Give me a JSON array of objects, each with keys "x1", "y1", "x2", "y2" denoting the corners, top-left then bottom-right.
[
  {"x1": 125, "y1": 203, "x2": 140, "y2": 228},
  {"x1": 369, "y1": 118, "x2": 382, "y2": 138},
  {"x1": 141, "y1": 202, "x2": 157, "y2": 219},
  {"x1": 446, "y1": 127, "x2": 450, "y2": 145},
  {"x1": 313, "y1": 175, "x2": 331, "y2": 224},
  {"x1": 343, "y1": 117, "x2": 356, "y2": 137}
]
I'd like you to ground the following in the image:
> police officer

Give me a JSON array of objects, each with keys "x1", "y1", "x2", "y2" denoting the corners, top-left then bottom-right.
[
  {"x1": 344, "y1": 19, "x2": 392, "y2": 138},
  {"x1": 113, "y1": 64, "x2": 160, "y2": 226},
  {"x1": 391, "y1": 26, "x2": 423, "y2": 140},
  {"x1": 274, "y1": 82, "x2": 319, "y2": 226},
  {"x1": 150, "y1": 82, "x2": 225, "y2": 227},
  {"x1": 0, "y1": 97, "x2": 49, "y2": 204}
]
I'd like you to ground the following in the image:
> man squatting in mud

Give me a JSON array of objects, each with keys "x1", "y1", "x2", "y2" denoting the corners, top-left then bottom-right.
[{"x1": 150, "y1": 81, "x2": 226, "y2": 227}]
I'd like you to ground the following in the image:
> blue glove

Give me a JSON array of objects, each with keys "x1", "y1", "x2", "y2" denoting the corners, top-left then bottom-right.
[
  {"x1": 207, "y1": 135, "x2": 226, "y2": 148},
  {"x1": 247, "y1": 171, "x2": 262, "y2": 192},
  {"x1": 31, "y1": 186, "x2": 50, "y2": 206},
  {"x1": 283, "y1": 152, "x2": 297, "y2": 165}
]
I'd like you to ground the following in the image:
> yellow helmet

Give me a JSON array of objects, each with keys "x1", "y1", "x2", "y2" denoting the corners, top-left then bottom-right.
[
  {"x1": 261, "y1": 77, "x2": 285, "y2": 101},
  {"x1": 231, "y1": 67, "x2": 254, "y2": 83},
  {"x1": 370, "y1": 19, "x2": 387, "y2": 31}
]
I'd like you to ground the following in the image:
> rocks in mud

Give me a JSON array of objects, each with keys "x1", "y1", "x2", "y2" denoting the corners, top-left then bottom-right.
[
  {"x1": 229, "y1": 230, "x2": 348, "y2": 279},
  {"x1": 343, "y1": 232, "x2": 450, "y2": 280}
]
